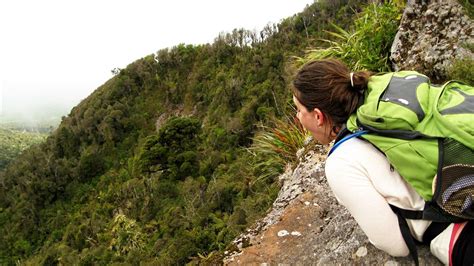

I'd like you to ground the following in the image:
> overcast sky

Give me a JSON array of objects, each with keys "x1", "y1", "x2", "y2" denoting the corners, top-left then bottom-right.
[{"x1": 0, "y1": 0, "x2": 313, "y2": 121}]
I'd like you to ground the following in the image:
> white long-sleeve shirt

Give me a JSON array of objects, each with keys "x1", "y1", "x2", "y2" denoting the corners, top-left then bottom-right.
[{"x1": 325, "y1": 137, "x2": 433, "y2": 257}]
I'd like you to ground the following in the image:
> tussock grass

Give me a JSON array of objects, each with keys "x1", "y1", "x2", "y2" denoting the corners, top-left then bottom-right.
[{"x1": 296, "y1": 1, "x2": 404, "y2": 72}]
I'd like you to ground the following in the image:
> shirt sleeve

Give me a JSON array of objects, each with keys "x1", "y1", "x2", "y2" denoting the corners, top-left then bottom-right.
[{"x1": 325, "y1": 153, "x2": 410, "y2": 257}]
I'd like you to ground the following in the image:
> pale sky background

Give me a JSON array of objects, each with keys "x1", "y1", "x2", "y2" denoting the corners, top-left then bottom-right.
[{"x1": 0, "y1": 0, "x2": 314, "y2": 124}]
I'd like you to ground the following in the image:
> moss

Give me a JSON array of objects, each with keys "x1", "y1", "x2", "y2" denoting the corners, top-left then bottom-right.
[
  {"x1": 448, "y1": 57, "x2": 474, "y2": 85},
  {"x1": 458, "y1": 0, "x2": 474, "y2": 18}
]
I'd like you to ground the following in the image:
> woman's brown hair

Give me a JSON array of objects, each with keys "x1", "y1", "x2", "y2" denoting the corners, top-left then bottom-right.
[{"x1": 292, "y1": 59, "x2": 372, "y2": 128}]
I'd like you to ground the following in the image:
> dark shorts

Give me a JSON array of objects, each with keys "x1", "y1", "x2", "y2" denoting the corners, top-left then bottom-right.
[{"x1": 452, "y1": 220, "x2": 474, "y2": 266}]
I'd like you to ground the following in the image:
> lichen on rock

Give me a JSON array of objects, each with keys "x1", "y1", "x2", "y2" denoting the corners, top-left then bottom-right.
[
  {"x1": 390, "y1": 0, "x2": 474, "y2": 83},
  {"x1": 223, "y1": 142, "x2": 442, "y2": 265}
]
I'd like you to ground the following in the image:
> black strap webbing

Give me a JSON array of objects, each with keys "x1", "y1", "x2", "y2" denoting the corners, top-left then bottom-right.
[
  {"x1": 390, "y1": 204, "x2": 419, "y2": 266},
  {"x1": 422, "y1": 222, "x2": 450, "y2": 244},
  {"x1": 392, "y1": 206, "x2": 423, "y2": 220}
]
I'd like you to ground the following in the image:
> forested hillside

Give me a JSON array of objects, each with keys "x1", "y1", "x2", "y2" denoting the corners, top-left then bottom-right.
[
  {"x1": 0, "y1": 1, "x2": 371, "y2": 264},
  {"x1": 0, "y1": 126, "x2": 47, "y2": 171}
]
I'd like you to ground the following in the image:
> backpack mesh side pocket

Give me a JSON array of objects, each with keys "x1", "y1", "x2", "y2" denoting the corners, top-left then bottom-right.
[{"x1": 433, "y1": 138, "x2": 474, "y2": 219}]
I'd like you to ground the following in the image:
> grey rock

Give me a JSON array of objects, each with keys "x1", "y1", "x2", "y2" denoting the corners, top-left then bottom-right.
[
  {"x1": 390, "y1": 0, "x2": 474, "y2": 82},
  {"x1": 224, "y1": 144, "x2": 442, "y2": 265}
]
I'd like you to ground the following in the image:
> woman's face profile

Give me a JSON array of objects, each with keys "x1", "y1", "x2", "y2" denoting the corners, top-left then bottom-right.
[{"x1": 293, "y1": 95, "x2": 333, "y2": 145}]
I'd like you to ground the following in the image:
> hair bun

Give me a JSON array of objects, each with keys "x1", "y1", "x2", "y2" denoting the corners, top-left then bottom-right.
[{"x1": 350, "y1": 71, "x2": 371, "y2": 93}]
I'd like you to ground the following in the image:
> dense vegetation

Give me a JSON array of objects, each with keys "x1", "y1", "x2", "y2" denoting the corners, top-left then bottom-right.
[
  {"x1": 0, "y1": 1, "x2": 403, "y2": 264},
  {"x1": 0, "y1": 126, "x2": 48, "y2": 171}
]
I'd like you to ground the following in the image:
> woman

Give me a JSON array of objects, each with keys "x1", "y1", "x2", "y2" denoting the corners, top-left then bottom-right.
[{"x1": 291, "y1": 59, "x2": 472, "y2": 265}]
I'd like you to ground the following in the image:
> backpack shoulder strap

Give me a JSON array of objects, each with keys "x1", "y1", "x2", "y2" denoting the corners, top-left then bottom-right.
[{"x1": 328, "y1": 127, "x2": 368, "y2": 156}]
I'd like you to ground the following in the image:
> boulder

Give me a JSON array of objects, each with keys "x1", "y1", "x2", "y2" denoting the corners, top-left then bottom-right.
[{"x1": 390, "y1": 0, "x2": 474, "y2": 83}]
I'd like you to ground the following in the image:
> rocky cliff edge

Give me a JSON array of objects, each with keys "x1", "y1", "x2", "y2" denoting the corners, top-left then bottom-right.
[{"x1": 223, "y1": 142, "x2": 441, "y2": 265}]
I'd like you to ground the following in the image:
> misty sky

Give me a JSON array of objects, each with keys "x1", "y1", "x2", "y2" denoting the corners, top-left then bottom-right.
[{"x1": 0, "y1": 0, "x2": 313, "y2": 123}]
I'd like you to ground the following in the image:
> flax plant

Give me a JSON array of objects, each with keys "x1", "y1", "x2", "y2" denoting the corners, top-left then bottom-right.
[{"x1": 248, "y1": 110, "x2": 309, "y2": 183}]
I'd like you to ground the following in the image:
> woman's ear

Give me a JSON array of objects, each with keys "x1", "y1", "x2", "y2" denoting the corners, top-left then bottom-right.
[{"x1": 312, "y1": 108, "x2": 324, "y2": 127}]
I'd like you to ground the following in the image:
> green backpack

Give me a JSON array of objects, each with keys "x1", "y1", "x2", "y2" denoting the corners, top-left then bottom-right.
[{"x1": 330, "y1": 71, "x2": 473, "y2": 264}]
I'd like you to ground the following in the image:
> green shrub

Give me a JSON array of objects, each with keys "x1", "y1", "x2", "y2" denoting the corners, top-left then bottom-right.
[
  {"x1": 109, "y1": 213, "x2": 145, "y2": 255},
  {"x1": 448, "y1": 57, "x2": 474, "y2": 85},
  {"x1": 77, "y1": 150, "x2": 106, "y2": 180},
  {"x1": 13, "y1": 239, "x2": 32, "y2": 256},
  {"x1": 448, "y1": 43, "x2": 474, "y2": 84},
  {"x1": 135, "y1": 116, "x2": 202, "y2": 178},
  {"x1": 135, "y1": 135, "x2": 167, "y2": 174},
  {"x1": 157, "y1": 116, "x2": 201, "y2": 151},
  {"x1": 299, "y1": 1, "x2": 404, "y2": 72}
]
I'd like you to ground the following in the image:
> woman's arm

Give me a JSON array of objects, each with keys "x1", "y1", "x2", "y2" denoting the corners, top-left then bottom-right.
[{"x1": 325, "y1": 155, "x2": 410, "y2": 257}]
